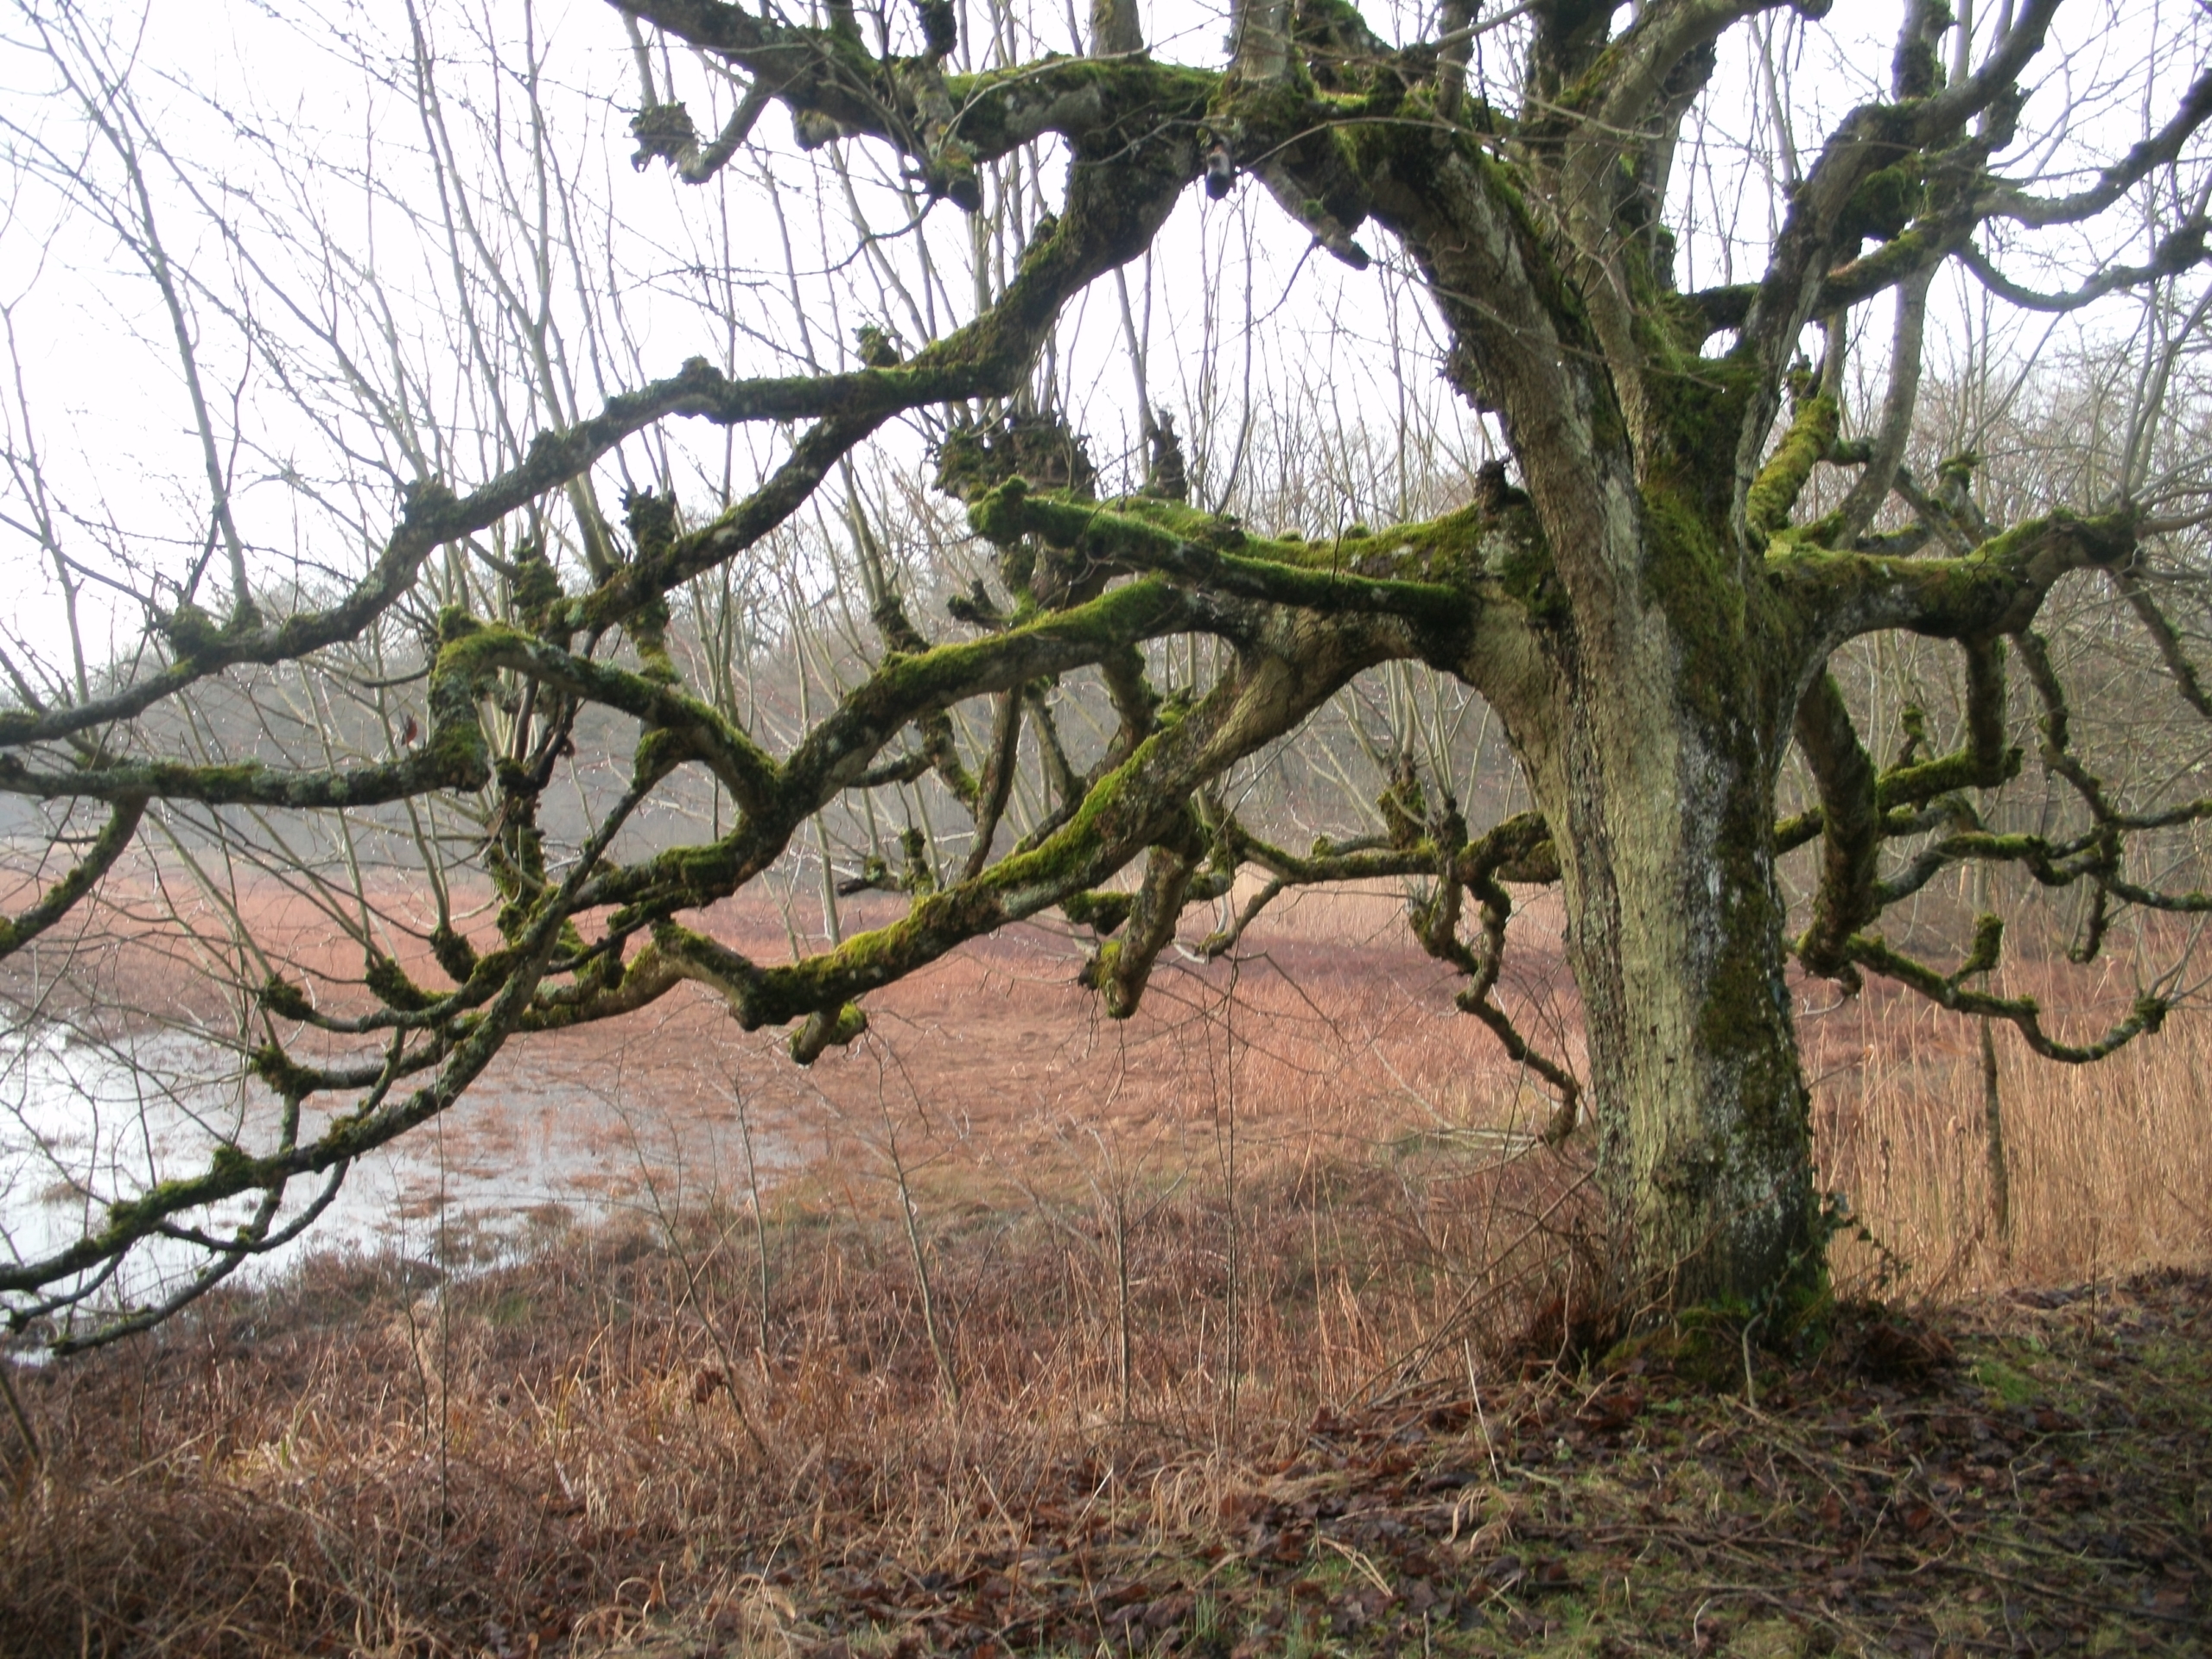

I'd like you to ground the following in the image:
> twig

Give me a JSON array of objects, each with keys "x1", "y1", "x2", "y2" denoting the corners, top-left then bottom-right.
[
  {"x1": 0, "y1": 1359, "x2": 37, "y2": 1466},
  {"x1": 1465, "y1": 1341, "x2": 1502, "y2": 1484},
  {"x1": 1319, "y1": 1534, "x2": 1395, "y2": 1599}
]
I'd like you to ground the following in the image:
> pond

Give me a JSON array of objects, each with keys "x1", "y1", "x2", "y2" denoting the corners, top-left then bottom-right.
[{"x1": 0, "y1": 1015, "x2": 792, "y2": 1337}]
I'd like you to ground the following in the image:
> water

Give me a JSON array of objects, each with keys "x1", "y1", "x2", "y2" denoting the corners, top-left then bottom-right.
[{"x1": 0, "y1": 1016, "x2": 786, "y2": 1339}]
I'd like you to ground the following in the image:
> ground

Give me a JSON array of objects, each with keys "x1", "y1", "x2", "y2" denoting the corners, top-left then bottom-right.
[
  {"x1": 5, "y1": 1244, "x2": 2205, "y2": 1656},
  {"x1": 588, "y1": 1273, "x2": 2212, "y2": 1657},
  {"x1": 3, "y1": 895, "x2": 2209, "y2": 1656}
]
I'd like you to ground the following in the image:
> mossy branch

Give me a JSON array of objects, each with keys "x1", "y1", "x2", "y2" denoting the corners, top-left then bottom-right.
[
  {"x1": 1846, "y1": 932, "x2": 2168, "y2": 1065},
  {"x1": 2112, "y1": 563, "x2": 2212, "y2": 721},
  {"x1": 0, "y1": 794, "x2": 145, "y2": 961},
  {"x1": 1792, "y1": 671, "x2": 1878, "y2": 979},
  {"x1": 1777, "y1": 506, "x2": 2140, "y2": 648},
  {"x1": 634, "y1": 625, "x2": 1377, "y2": 1039},
  {"x1": 0, "y1": 732, "x2": 489, "y2": 810},
  {"x1": 0, "y1": 779, "x2": 651, "y2": 1314},
  {"x1": 1745, "y1": 389, "x2": 1838, "y2": 544},
  {"x1": 0, "y1": 344, "x2": 988, "y2": 753},
  {"x1": 447, "y1": 626, "x2": 776, "y2": 814},
  {"x1": 574, "y1": 153, "x2": 1196, "y2": 634},
  {"x1": 1185, "y1": 787, "x2": 1575, "y2": 1135},
  {"x1": 1080, "y1": 836, "x2": 1202, "y2": 1018},
  {"x1": 968, "y1": 480, "x2": 1490, "y2": 637}
]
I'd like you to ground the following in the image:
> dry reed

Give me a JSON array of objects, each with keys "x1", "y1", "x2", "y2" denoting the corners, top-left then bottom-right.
[{"x1": 1, "y1": 904, "x2": 2207, "y2": 1656}]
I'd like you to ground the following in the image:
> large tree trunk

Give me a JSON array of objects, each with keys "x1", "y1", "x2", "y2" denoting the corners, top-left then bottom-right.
[
  {"x1": 1511, "y1": 500, "x2": 1821, "y2": 1318},
  {"x1": 1355, "y1": 60, "x2": 1827, "y2": 1315}
]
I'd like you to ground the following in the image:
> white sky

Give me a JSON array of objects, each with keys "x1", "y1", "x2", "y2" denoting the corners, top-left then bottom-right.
[{"x1": 0, "y1": 0, "x2": 2203, "y2": 669}]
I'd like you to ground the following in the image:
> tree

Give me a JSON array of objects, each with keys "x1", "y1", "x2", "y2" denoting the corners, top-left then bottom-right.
[{"x1": 5, "y1": 0, "x2": 2212, "y2": 1350}]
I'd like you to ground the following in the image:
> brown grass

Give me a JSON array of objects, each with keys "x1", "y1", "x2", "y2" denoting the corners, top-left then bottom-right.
[
  {"x1": 1, "y1": 891, "x2": 2208, "y2": 1656},
  {"x1": 0, "y1": 1141, "x2": 1595, "y2": 1656},
  {"x1": 1808, "y1": 970, "x2": 2212, "y2": 1298}
]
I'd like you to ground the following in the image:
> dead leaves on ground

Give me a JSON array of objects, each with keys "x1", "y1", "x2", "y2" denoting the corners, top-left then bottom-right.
[{"x1": 652, "y1": 1271, "x2": 2210, "y2": 1656}]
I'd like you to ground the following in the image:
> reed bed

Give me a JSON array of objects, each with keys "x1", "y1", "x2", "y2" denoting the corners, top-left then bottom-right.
[{"x1": 1, "y1": 899, "x2": 2207, "y2": 1656}]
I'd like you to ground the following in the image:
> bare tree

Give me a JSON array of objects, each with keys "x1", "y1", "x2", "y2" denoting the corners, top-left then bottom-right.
[{"x1": 6, "y1": 0, "x2": 2212, "y2": 1349}]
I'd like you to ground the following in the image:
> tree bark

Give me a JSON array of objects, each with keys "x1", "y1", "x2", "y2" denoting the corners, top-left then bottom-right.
[
  {"x1": 1502, "y1": 504, "x2": 1821, "y2": 1318},
  {"x1": 1547, "y1": 680, "x2": 1818, "y2": 1313}
]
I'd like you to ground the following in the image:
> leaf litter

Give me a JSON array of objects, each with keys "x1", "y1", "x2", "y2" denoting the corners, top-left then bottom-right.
[{"x1": 580, "y1": 1271, "x2": 2211, "y2": 1656}]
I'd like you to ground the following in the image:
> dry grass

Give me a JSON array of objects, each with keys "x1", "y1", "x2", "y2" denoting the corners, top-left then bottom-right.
[
  {"x1": 0, "y1": 1141, "x2": 1595, "y2": 1657},
  {"x1": 1, "y1": 896, "x2": 2208, "y2": 1656},
  {"x1": 1803, "y1": 964, "x2": 2212, "y2": 1299}
]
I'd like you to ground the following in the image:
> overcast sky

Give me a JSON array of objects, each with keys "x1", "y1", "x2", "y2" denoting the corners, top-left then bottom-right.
[{"x1": 0, "y1": 0, "x2": 2202, "y2": 667}]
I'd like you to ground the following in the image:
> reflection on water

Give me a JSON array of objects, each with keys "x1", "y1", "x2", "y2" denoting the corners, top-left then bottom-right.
[{"x1": 0, "y1": 1018, "x2": 787, "y2": 1335}]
